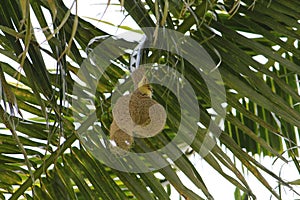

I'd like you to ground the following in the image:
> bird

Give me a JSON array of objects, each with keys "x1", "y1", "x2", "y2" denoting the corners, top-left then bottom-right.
[
  {"x1": 129, "y1": 75, "x2": 167, "y2": 138},
  {"x1": 109, "y1": 76, "x2": 153, "y2": 150},
  {"x1": 129, "y1": 76, "x2": 155, "y2": 126},
  {"x1": 109, "y1": 74, "x2": 166, "y2": 153}
]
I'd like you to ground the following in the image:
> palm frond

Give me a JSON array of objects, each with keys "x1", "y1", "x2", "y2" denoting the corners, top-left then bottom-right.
[{"x1": 0, "y1": 0, "x2": 299, "y2": 199}]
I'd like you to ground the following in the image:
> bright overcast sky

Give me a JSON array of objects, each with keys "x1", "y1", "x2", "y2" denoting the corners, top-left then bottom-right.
[{"x1": 65, "y1": 0, "x2": 140, "y2": 35}]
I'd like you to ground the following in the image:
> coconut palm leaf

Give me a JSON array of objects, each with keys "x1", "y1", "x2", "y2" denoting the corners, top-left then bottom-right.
[{"x1": 0, "y1": 0, "x2": 299, "y2": 199}]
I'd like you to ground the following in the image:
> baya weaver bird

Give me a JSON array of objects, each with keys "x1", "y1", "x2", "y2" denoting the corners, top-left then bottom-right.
[
  {"x1": 109, "y1": 76, "x2": 152, "y2": 151},
  {"x1": 129, "y1": 76, "x2": 156, "y2": 126},
  {"x1": 110, "y1": 75, "x2": 166, "y2": 151}
]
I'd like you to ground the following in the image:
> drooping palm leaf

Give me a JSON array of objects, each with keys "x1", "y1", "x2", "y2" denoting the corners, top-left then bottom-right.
[{"x1": 0, "y1": 0, "x2": 299, "y2": 199}]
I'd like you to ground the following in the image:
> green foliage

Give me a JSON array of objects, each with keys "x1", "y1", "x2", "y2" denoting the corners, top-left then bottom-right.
[{"x1": 0, "y1": 0, "x2": 299, "y2": 199}]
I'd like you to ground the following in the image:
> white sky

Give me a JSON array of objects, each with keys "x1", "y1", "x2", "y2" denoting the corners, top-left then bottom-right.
[
  {"x1": 64, "y1": 0, "x2": 140, "y2": 35},
  {"x1": 62, "y1": 0, "x2": 300, "y2": 199}
]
